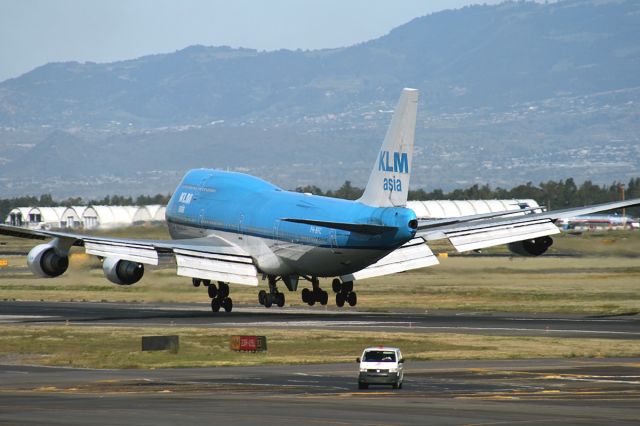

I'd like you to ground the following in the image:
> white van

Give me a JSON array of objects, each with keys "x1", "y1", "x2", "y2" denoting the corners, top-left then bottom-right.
[{"x1": 356, "y1": 346, "x2": 404, "y2": 389}]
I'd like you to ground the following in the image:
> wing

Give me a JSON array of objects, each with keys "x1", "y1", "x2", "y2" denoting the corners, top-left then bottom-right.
[
  {"x1": 416, "y1": 198, "x2": 640, "y2": 252},
  {"x1": 0, "y1": 224, "x2": 259, "y2": 286}
]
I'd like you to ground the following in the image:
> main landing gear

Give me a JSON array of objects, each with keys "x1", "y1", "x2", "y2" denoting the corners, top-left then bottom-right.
[
  {"x1": 301, "y1": 277, "x2": 328, "y2": 306},
  {"x1": 255, "y1": 276, "x2": 356, "y2": 308},
  {"x1": 258, "y1": 276, "x2": 286, "y2": 308},
  {"x1": 192, "y1": 278, "x2": 233, "y2": 313},
  {"x1": 332, "y1": 278, "x2": 357, "y2": 307}
]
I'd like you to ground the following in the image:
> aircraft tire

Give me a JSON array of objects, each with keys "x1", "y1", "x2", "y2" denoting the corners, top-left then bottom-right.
[
  {"x1": 276, "y1": 293, "x2": 285, "y2": 307},
  {"x1": 331, "y1": 278, "x2": 341, "y2": 293},
  {"x1": 301, "y1": 288, "x2": 311, "y2": 303},
  {"x1": 342, "y1": 281, "x2": 353, "y2": 293},
  {"x1": 320, "y1": 290, "x2": 328, "y2": 305},
  {"x1": 258, "y1": 290, "x2": 266, "y2": 305},
  {"x1": 264, "y1": 294, "x2": 273, "y2": 308},
  {"x1": 207, "y1": 284, "x2": 218, "y2": 299},
  {"x1": 347, "y1": 291, "x2": 357, "y2": 307},
  {"x1": 192, "y1": 278, "x2": 201, "y2": 287},
  {"x1": 218, "y1": 282, "x2": 230, "y2": 298},
  {"x1": 222, "y1": 297, "x2": 233, "y2": 312},
  {"x1": 211, "y1": 298, "x2": 221, "y2": 312},
  {"x1": 203, "y1": 279, "x2": 211, "y2": 287},
  {"x1": 336, "y1": 292, "x2": 345, "y2": 307}
]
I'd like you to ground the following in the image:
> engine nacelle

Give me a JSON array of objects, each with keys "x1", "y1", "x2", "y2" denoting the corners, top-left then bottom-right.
[
  {"x1": 103, "y1": 257, "x2": 144, "y2": 285},
  {"x1": 27, "y1": 244, "x2": 69, "y2": 278},
  {"x1": 507, "y1": 236, "x2": 554, "y2": 257}
]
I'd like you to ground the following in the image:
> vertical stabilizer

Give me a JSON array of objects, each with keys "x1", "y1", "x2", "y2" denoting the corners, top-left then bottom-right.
[{"x1": 358, "y1": 88, "x2": 419, "y2": 207}]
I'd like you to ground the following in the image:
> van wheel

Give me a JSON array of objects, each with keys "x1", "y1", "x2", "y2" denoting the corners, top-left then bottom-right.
[{"x1": 358, "y1": 383, "x2": 368, "y2": 390}]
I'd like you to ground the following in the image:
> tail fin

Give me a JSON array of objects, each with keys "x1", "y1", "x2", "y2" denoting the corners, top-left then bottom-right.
[{"x1": 358, "y1": 88, "x2": 419, "y2": 207}]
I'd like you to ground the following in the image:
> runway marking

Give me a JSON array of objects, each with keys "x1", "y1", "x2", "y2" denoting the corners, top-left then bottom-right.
[{"x1": 0, "y1": 315, "x2": 56, "y2": 323}]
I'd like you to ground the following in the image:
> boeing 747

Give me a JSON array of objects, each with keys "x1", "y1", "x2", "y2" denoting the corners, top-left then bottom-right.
[{"x1": 2, "y1": 88, "x2": 638, "y2": 312}]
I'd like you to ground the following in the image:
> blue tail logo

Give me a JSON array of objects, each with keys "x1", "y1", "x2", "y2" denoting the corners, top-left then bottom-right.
[{"x1": 378, "y1": 151, "x2": 409, "y2": 174}]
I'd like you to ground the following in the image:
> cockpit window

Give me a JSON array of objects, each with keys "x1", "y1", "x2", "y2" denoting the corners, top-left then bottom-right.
[{"x1": 363, "y1": 350, "x2": 396, "y2": 362}]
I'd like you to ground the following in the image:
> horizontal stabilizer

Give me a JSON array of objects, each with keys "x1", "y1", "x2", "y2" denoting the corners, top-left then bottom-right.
[
  {"x1": 340, "y1": 237, "x2": 439, "y2": 282},
  {"x1": 281, "y1": 218, "x2": 396, "y2": 235}
]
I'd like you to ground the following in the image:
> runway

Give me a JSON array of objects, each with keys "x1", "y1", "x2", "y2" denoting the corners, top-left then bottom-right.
[
  {"x1": 1, "y1": 300, "x2": 639, "y2": 338},
  {"x1": 1, "y1": 358, "x2": 639, "y2": 425}
]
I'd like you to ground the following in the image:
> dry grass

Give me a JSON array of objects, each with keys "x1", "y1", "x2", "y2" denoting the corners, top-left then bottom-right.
[
  {"x1": 1, "y1": 228, "x2": 640, "y2": 314},
  {"x1": 1, "y1": 325, "x2": 638, "y2": 369}
]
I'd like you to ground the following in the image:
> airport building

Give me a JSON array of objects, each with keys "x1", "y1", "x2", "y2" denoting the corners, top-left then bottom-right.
[
  {"x1": 4, "y1": 205, "x2": 166, "y2": 230},
  {"x1": 6, "y1": 200, "x2": 637, "y2": 231},
  {"x1": 406, "y1": 199, "x2": 541, "y2": 219}
]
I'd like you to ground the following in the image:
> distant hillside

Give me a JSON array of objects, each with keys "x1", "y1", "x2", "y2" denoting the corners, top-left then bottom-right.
[
  {"x1": 0, "y1": 0, "x2": 638, "y2": 127},
  {"x1": 0, "y1": 0, "x2": 638, "y2": 198}
]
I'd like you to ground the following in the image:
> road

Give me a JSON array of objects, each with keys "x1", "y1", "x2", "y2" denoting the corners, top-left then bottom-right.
[{"x1": 1, "y1": 358, "x2": 639, "y2": 425}]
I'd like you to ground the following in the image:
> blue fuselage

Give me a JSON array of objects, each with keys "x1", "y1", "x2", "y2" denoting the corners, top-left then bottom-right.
[{"x1": 166, "y1": 169, "x2": 417, "y2": 277}]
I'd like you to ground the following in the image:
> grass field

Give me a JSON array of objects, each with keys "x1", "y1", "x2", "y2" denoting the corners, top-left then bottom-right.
[
  {"x1": 1, "y1": 227, "x2": 639, "y2": 314},
  {"x1": 1, "y1": 227, "x2": 639, "y2": 368},
  {"x1": 1, "y1": 325, "x2": 639, "y2": 369}
]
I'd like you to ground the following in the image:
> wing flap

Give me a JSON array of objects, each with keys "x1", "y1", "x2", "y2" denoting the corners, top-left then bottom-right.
[
  {"x1": 173, "y1": 248, "x2": 259, "y2": 286},
  {"x1": 84, "y1": 239, "x2": 164, "y2": 265},
  {"x1": 340, "y1": 237, "x2": 439, "y2": 282},
  {"x1": 447, "y1": 219, "x2": 560, "y2": 252}
]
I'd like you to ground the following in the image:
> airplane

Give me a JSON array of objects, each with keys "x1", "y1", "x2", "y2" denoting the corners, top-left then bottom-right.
[{"x1": 2, "y1": 88, "x2": 639, "y2": 313}]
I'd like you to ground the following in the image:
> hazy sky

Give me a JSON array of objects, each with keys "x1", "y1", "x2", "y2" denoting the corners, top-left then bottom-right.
[{"x1": 0, "y1": 0, "x2": 509, "y2": 82}]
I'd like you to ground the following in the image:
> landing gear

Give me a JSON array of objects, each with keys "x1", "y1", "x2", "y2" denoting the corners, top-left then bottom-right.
[
  {"x1": 301, "y1": 277, "x2": 328, "y2": 306},
  {"x1": 203, "y1": 280, "x2": 232, "y2": 313},
  {"x1": 332, "y1": 278, "x2": 357, "y2": 307},
  {"x1": 259, "y1": 276, "x2": 286, "y2": 308}
]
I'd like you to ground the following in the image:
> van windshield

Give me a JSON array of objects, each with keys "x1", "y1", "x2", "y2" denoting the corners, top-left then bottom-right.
[{"x1": 363, "y1": 350, "x2": 396, "y2": 362}]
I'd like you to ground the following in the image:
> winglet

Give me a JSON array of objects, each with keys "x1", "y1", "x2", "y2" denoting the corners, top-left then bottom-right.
[{"x1": 357, "y1": 88, "x2": 419, "y2": 207}]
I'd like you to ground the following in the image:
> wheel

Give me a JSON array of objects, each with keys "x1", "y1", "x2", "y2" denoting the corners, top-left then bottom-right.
[
  {"x1": 301, "y1": 288, "x2": 311, "y2": 303},
  {"x1": 336, "y1": 292, "x2": 345, "y2": 307},
  {"x1": 222, "y1": 297, "x2": 233, "y2": 313},
  {"x1": 207, "y1": 284, "x2": 218, "y2": 299},
  {"x1": 307, "y1": 298, "x2": 315, "y2": 306},
  {"x1": 276, "y1": 293, "x2": 285, "y2": 307},
  {"x1": 342, "y1": 281, "x2": 353, "y2": 293},
  {"x1": 358, "y1": 383, "x2": 368, "y2": 390},
  {"x1": 347, "y1": 291, "x2": 357, "y2": 307},
  {"x1": 331, "y1": 278, "x2": 341, "y2": 293},
  {"x1": 211, "y1": 298, "x2": 221, "y2": 312},
  {"x1": 320, "y1": 290, "x2": 328, "y2": 306},
  {"x1": 192, "y1": 278, "x2": 201, "y2": 287},
  {"x1": 264, "y1": 293, "x2": 273, "y2": 308},
  {"x1": 218, "y1": 282, "x2": 229, "y2": 298},
  {"x1": 258, "y1": 290, "x2": 267, "y2": 305},
  {"x1": 202, "y1": 279, "x2": 211, "y2": 287}
]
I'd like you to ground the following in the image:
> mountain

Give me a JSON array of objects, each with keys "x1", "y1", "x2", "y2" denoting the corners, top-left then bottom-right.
[{"x1": 0, "y1": 0, "x2": 639, "y2": 197}]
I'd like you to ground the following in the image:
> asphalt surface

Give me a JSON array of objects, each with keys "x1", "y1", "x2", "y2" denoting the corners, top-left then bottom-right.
[
  {"x1": 1, "y1": 358, "x2": 639, "y2": 425},
  {"x1": 1, "y1": 300, "x2": 639, "y2": 338},
  {"x1": 1, "y1": 301, "x2": 639, "y2": 424}
]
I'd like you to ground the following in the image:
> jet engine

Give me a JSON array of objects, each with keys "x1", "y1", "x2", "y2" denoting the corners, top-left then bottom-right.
[
  {"x1": 27, "y1": 244, "x2": 70, "y2": 278},
  {"x1": 507, "y1": 236, "x2": 553, "y2": 257},
  {"x1": 103, "y1": 257, "x2": 144, "y2": 285}
]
